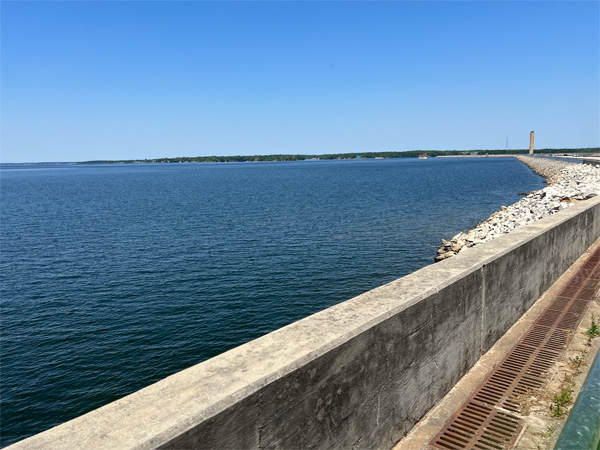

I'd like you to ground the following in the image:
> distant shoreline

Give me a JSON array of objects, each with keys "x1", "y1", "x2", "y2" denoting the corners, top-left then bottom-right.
[
  {"x1": 1, "y1": 148, "x2": 598, "y2": 166},
  {"x1": 436, "y1": 154, "x2": 515, "y2": 158},
  {"x1": 78, "y1": 148, "x2": 599, "y2": 164}
]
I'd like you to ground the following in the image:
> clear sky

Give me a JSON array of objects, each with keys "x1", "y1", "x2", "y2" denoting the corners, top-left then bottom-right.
[{"x1": 1, "y1": 1, "x2": 599, "y2": 163}]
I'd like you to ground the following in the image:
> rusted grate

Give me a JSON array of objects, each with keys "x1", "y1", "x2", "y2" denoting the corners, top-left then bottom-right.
[
  {"x1": 520, "y1": 325, "x2": 550, "y2": 347},
  {"x1": 567, "y1": 299, "x2": 589, "y2": 314},
  {"x1": 556, "y1": 313, "x2": 581, "y2": 330},
  {"x1": 585, "y1": 256, "x2": 600, "y2": 265},
  {"x1": 547, "y1": 296, "x2": 570, "y2": 311},
  {"x1": 564, "y1": 275, "x2": 588, "y2": 288},
  {"x1": 467, "y1": 344, "x2": 556, "y2": 414},
  {"x1": 429, "y1": 401, "x2": 521, "y2": 450},
  {"x1": 542, "y1": 329, "x2": 569, "y2": 352},
  {"x1": 430, "y1": 245, "x2": 600, "y2": 450},
  {"x1": 586, "y1": 248, "x2": 600, "y2": 261},
  {"x1": 535, "y1": 309, "x2": 561, "y2": 327},
  {"x1": 574, "y1": 285, "x2": 597, "y2": 301},
  {"x1": 559, "y1": 284, "x2": 583, "y2": 298},
  {"x1": 576, "y1": 268, "x2": 600, "y2": 280},
  {"x1": 525, "y1": 349, "x2": 558, "y2": 377}
]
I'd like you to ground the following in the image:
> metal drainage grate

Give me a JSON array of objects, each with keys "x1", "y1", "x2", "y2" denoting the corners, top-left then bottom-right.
[
  {"x1": 576, "y1": 267, "x2": 600, "y2": 280},
  {"x1": 430, "y1": 246, "x2": 600, "y2": 450},
  {"x1": 542, "y1": 329, "x2": 569, "y2": 352},
  {"x1": 431, "y1": 401, "x2": 521, "y2": 450}
]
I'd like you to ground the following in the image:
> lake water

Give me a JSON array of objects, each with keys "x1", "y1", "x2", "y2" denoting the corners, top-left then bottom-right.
[{"x1": 0, "y1": 157, "x2": 544, "y2": 446}]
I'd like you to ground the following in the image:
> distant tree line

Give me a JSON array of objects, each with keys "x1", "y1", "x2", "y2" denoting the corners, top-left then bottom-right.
[{"x1": 80, "y1": 148, "x2": 600, "y2": 164}]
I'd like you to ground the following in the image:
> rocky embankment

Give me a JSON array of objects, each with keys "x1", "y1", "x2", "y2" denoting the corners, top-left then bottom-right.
[{"x1": 435, "y1": 156, "x2": 600, "y2": 262}]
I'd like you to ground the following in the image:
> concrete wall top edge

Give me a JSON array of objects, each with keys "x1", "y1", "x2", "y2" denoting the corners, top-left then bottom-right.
[{"x1": 10, "y1": 195, "x2": 600, "y2": 450}]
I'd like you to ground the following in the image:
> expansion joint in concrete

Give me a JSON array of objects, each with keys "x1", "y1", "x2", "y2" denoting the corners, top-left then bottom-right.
[{"x1": 480, "y1": 264, "x2": 487, "y2": 356}]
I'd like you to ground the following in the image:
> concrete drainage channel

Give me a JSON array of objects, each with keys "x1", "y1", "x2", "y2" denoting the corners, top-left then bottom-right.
[{"x1": 428, "y1": 246, "x2": 600, "y2": 450}]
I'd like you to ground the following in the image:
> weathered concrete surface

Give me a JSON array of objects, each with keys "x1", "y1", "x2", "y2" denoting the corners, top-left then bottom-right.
[
  {"x1": 8, "y1": 196, "x2": 600, "y2": 450},
  {"x1": 480, "y1": 195, "x2": 600, "y2": 351},
  {"x1": 395, "y1": 238, "x2": 600, "y2": 450}
]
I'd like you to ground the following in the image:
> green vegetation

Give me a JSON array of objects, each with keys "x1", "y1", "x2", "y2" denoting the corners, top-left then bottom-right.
[
  {"x1": 569, "y1": 353, "x2": 584, "y2": 370},
  {"x1": 80, "y1": 147, "x2": 600, "y2": 164},
  {"x1": 584, "y1": 313, "x2": 600, "y2": 345},
  {"x1": 550, "y1": 384, "x2": 574, "y2": 418},
  {"x1": 82, "y1": 150, "x2": 457, "y2": 164},
  {"x1": 540, "y1": 425, "x2": 555, "y2": 438}
]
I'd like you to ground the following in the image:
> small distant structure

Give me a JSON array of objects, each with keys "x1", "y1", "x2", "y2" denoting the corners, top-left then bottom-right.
[
  {"x1": 418, "y1": 153, "x2": 429, "y2": 159},
  {"x1": 529, "y1": 131, "x2": 535, "y2": 155},
  {"x1": 356, "y1": 155, "x2": 362, "y2": 159}
]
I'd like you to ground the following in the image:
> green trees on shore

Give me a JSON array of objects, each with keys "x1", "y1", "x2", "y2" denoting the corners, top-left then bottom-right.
[{"x1": 81, "y1": 148, "x2": 600, "y2": 164}]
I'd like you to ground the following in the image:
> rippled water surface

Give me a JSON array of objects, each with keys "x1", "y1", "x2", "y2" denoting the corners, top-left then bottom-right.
[{"x1": 0, "y1": 158, "x2": 544, "y2": 446}]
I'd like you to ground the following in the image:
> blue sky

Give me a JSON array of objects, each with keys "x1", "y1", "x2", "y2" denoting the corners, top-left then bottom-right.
[{"x1": 1, "y1": 1, "x2": 599, "y2": 163}]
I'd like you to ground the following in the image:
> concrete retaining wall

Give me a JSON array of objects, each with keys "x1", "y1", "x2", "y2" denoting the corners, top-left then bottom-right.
[{"x1": 10, "y1": 196, "x2": 600, "y2": 450}]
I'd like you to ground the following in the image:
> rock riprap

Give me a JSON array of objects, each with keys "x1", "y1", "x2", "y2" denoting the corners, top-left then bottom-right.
[{"x1": 435, "y1": 156, "x2": 600, "y2": 262}]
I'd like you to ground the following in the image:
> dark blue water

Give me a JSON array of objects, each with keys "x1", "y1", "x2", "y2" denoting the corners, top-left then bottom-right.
[{"x1": 0, "y1": 158, "x2": 543, "y2": 446}]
